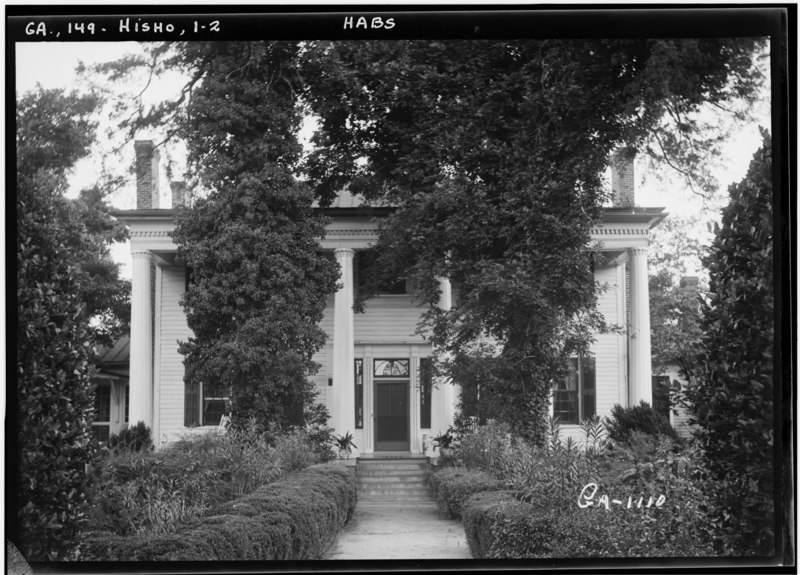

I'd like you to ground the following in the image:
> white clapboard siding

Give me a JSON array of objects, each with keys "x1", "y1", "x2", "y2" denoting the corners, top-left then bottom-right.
[
  {"x1": 591, "y1": 263, "x2": 624, "y2": 418},
  {"x1": 156, "y1": 266, "x2": 193, "y2": 445},
  {"x1": 353, "y1": 296, "x2": 428, "y2": 343},
  {"x1": 559, "y1": 262, "x2": 625, "y2": 444}
]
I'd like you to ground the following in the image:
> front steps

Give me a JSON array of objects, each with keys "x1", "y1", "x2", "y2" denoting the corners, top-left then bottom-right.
[{"x1": 356, "y1": 457, "x2": 433, "y2": 503}]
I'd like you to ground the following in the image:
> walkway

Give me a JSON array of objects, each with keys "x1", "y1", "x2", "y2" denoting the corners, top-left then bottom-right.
[{"x1": 327, "y1": 500, "x2": 472, "y2": 560}]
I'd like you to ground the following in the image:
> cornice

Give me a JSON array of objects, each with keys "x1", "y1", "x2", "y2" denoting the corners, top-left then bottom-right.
[
  {"x1": 590, "y1": 227, "x2": 648, "y2": 236},
  {"x1": 130, "y1": 230, "x2": 173, "y2": 238}
]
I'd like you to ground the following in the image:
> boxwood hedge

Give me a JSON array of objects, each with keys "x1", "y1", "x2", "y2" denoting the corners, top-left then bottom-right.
[
  {"x1": 429, "y1": 467, "x2": 504, "y2": 520},
  {"x1": 81, "y1": 463, "x2": 357, "y2": 561}
]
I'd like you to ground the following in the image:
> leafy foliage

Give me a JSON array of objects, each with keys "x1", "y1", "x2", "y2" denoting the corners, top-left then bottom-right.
[
  {"x1": 606, "y1": 401, "x2": 679, "y2": 444},
  {"x1": 168, "y1": 42, "x2": 339, "y2": 430},
  {"x1": 451, "y1": 420, "x2": 719, "y2": 558},
  {"x1": 105, "y1": 422, "x2": 154, "y2": 454},
  {"x1": 83, "y1": 424, "x2": 325, "y2": 540},
  {"x1": 429, "y1": 467, "x2": 504, "y2": 520},
  {"x1": 647, "y1": 213, "x2": 709, "y2": 375},
  {"x1": 301, "y1": 39, "x2": 765, "y2": 444},
  {"x1": 679, "y1": 131, "x2": 774, "y2": 556},
  {"x1": 95, "y1": 39, "x2": 764, "y2": 443},
  {"x1": 82, "y1": 463, "x2": 358, "y2": 561},
  {"x1": 16, "y1": 87, "x2": 130, "y2": 560}
]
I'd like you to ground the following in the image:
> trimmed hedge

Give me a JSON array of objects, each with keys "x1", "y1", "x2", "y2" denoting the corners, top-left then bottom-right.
[
  {"x1": 81, "y1": 463, "x2": 357, "y2": 561},
  {"x1": 429, "y1": 467, "x2": 504, "y2": 519},
  {"x1": 461, "y1": 490, "x2": 716, "y2": 559}
]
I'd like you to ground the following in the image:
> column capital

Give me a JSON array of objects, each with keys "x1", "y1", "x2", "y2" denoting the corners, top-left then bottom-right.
[
  {"x1": 132, "y1": 250, "x2": 153, "y2": 260},
  {"x1": 629, "y1": 247, "x2": 648, "y2": 257},
  {"x1": 334, "y1": 247, "x2": 356, "y2": 258}
]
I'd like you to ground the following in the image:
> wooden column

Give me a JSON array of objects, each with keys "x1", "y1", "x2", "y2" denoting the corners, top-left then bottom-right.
[
  {"x1": 332, "y1": 248, "x2": 356, "y2": 436},
  {"x1": 628, "y1": 247, "x2": 653, "y2": 406},
  {"x1": 435, "y1": 276, "x2": 457, "y2": 431},
  {"x1": 129, "y1": 250, "x2": 154, "y2": 427}
]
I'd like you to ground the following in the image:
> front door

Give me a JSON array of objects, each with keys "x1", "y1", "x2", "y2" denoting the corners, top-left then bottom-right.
[{"x1": 373, "y1": 359, "x2": 410, "y2": 451}]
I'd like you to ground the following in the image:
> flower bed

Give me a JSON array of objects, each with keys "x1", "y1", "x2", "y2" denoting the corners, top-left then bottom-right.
[
  {"x1": 437, "y1": 417, "x2": 719, "y2": 558},
  {"x1": 81, "y1": 463, "x2": 357, "y2": 560}
]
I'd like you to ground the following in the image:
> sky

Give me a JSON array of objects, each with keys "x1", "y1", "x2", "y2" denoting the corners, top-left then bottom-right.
[{"x1": 14, "y1": 39, "x2": 772, "y2": 281}]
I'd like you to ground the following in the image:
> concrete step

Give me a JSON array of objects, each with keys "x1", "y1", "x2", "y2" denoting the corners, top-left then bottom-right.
[
  {"x1": 358, "y1": 476, "x2": 428, "y2": 485},
  {"x1": 357, "y1": 464, "x2": 429, "y2": 472},
  {"x1": 357, "y1": 468, "x2": 431, "y2": 478},
  {"x1": 359, "y1": 485, "x2": 433, "y2": 496},
  {"x1": 356, "y1": 459, "x2": 430, "y2": 469},
  {"x1": 359, "y1": 496, "x2": 433, "y2": 503},
  {"x1": 359, "y1": 493, "x2": 433, "y2": 502}
]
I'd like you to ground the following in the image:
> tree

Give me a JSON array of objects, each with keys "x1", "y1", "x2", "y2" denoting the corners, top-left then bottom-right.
[
  {"x1": 168, "y1": 42, "x2": 339, "y2": 429},
  {"x1": 680, "y1": 130, "x2": 774, "y2": 555},
  {"x1": 94, "y1": 38, "x2": 764, "y2": 442},
  {"x1": 300, "y1": 39, "x2": 765, "y2": 442},
  {"x1": 16, "y1": 87, "x2": 129, "y2": 559},
  {"x1": 648, "y1": 215, "x2": 706, "y2": 375}
]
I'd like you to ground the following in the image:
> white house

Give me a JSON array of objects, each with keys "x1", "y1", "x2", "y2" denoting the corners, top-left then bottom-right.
[{"x1": 112, "y1": 141, "x2": 665, "y2": 451}]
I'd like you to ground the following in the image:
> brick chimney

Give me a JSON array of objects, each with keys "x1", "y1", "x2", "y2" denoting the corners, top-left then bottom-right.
[
  {"x1": 170, "y1": 181, "x2": 189, "y2": 208},
  {"x1": 135, "y1": 140, "x2": 160, "y2": 209},
  {"x1": 611, "y1": 147, "x2": 635, "y2": 208}
]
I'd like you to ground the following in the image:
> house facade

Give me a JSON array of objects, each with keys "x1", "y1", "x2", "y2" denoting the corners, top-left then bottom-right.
[{"x1": 114, "y1": 141, "x2": 665, "y2": 451}]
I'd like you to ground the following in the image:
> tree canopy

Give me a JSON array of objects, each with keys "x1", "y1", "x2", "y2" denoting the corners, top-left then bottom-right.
[
  {"x1": 16, "y1": 87, "x2": 130, "y2": 559},
  {"x1": 95, "y1": 38, "x2": 765, "y2": 441},
  {"x1": 299, "y1": 38, "x2": 765, "y2": 440},
  {"x1": 169, "y1": 42, "x2": 339, "y2": 429}
]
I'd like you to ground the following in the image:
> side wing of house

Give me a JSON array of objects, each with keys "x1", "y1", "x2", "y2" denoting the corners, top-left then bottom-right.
[{"x1": 553, "y1": 207, "x2": 666, "y2": 443}]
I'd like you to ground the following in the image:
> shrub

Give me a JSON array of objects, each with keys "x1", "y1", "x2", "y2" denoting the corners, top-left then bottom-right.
[
  {"x1": 461, "y1": 490, "x2": 521, "y2": 558},
  {"x1": 453, "y1": 419, "x2": 514, "y2": 473},
  {"x1": 82, "y1": 463, "x2": 357, "y2": 560},
  {"x1": 679, "y1": 132, "x2": 774, "y2": 556},
  {"x1": 83, "y1": 424, "x2": 329, "y2": 539},
  {"x1": 106, "y1": 422, "x2": 154, "y2": 453},
  {"x1": 607, "y1": 401, "x2": 678, "y2": 444},
  {"x1": 430, "y1": 467, "x2": 504, "y2": 519}
]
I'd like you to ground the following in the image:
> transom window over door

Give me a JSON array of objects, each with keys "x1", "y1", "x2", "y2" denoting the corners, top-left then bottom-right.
[
  {"x1": 553, "y1": 356, "x2": 596, "y2": 424},
  {"x1": 374, "y1": 359, "x2": 409, "y2": 377}
]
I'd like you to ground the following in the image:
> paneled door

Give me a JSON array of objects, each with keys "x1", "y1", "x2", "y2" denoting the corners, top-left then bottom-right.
[{"x1": 373, "y1": 359, "x2": 410, "y2": 451}]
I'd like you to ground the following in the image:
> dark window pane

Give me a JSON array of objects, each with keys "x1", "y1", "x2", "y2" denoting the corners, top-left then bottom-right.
[
  {"x1": 94, "y1": 384, "x2": 111, "y2": 422},
  {"x1": 355, "y1": 359, "x2": 364, "y2": 429},
  {"x1": 357, "y1": 251, "x2": 406, "y2": 295},
  {"x1": 203, "y1": 398, "x2": 229, "y2": 426},
  {"x1": 124, "y1": 384, "x2": 129, "y2": 423},
  {"x1": 185, "y1": 381, "x2": 200, "y2": 427},
  {"x1": 419, "y1": 358, "x2": 432, "y2": 429}
]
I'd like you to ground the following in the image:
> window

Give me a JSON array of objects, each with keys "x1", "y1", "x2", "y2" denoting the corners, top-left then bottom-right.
[
  {"x1": 553, "y1": 356, "x2": 595, "y2": 424},
  {"x1": 356, "y1": 251, "x2": 407, "y2": 295},
  {"x1": 418, "y1": 357, "x2": 433, "y2": 429},
  {"x1": 185, "y1": 382, "x2": 230, "y2": 427},
  {"x1": 355, "y1": 359, "x2": 364, "y2": 429},
  {"x1": 92, "y1": 382, "x2": 112, "y2": 442},
  {"x1": 374, "y1": 359, "x2": 410, "y2": 377},
  {"x1": 652, "y1": 375, "x2": 671, "y2": 420}
]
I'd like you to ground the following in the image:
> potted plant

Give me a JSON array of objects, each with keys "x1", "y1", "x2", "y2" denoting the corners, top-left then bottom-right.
[
  {"x1": 334, "y1": 431, "x2": 357, "y2": 460},
  {"x1": 432, "y1": 428, "x2": 455, "y2": 459}
]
